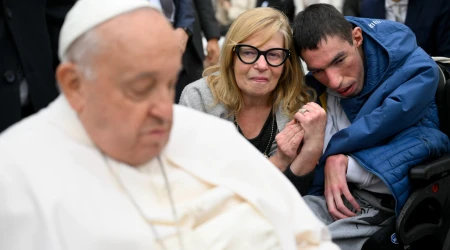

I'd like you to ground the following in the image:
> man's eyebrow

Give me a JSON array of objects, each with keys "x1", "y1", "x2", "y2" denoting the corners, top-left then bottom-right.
[{"x1": 307, "y1": 51, "x2": 347, "y2": 72}]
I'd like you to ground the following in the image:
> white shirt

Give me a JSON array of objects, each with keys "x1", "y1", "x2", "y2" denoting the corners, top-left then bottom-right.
[
  {"x1": 325, "y1": 89, "x2": 390, "y2": 194},
  {"x1": 0, "y1": 95, "x2": 339, "y2": 250},
  {"x1": 156, "y1": 0, "x2": 175, "y2": 23},
  {"x1": 385, "y1": 0, "x2": 409, "y2": 23}
]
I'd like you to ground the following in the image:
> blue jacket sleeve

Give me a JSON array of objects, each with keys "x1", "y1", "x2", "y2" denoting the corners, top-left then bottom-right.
[
  {"x1": 351, "y1": 118, "x2": 450, "y2": 215},
  {"x1": 174, "y1": 0, "x2": 195, "y2": 34}
]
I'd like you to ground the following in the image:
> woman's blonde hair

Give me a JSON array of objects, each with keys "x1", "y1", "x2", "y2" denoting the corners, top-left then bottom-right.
[{"x1": 203, "y1": 7, "x2": 315, "y2": 118}]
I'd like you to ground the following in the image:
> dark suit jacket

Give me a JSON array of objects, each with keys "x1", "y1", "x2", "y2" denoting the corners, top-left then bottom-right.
[
  {"x1": 173, "y1": 0, "x2": 195, "y2": 33},
  {"x1": 0, "y1": 0, "x2": 74, "y2": 132},
  {"x1": 176, "y1": 0, "x2": 220, "y2": 103},
  {"x1": 343, "y1": 0, "x2": 450, "y2": 58},
  {"x1": 256, "y1": 0, "x2": 295, "y2": 23}
]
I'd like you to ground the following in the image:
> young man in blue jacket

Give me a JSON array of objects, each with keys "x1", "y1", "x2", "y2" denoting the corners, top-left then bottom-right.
[{"x1": 292, "y1": 3, "x2": 450, "y2": 250}]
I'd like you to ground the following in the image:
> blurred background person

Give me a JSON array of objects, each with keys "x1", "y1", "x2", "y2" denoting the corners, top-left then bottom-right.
[
  {"x1": 176, "y1": 0, "x2": 221, "y2": 103},
  {"x1": 215, "y1": 0, "x2": 256, "y2": 36},
  {"x1": 156, "y1": 0, "x2": 195, "y2": 54},
  {"x1": 180, "y1": 7, "x2": 327, "y2": 195},
  {"x1": 294, "y1": 0, "x2": 344, "y2": 14},
  {"x1": 0, "y1": 0, "x2": 75, "y2": 132},
  {"x1": 342, "y1": 0, "x2": 450, "y2": 59},
  {"x1": 257, "y1": 0, "x2": 296, "y2": 23}
]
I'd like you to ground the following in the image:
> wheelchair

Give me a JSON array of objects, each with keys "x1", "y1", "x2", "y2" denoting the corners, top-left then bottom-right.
[{"x1": 362, "y1": 60, "x2": 450, "y2": 250}]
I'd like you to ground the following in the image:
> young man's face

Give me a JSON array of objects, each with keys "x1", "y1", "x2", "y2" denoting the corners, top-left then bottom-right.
[{"x1": 301, "y1": 28, "x2": 365, "y2": 97}]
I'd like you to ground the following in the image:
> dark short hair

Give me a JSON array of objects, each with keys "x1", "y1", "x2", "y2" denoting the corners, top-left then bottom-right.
[{"x1": 293, "y1": 3, "x2": 353, "y2": 55}]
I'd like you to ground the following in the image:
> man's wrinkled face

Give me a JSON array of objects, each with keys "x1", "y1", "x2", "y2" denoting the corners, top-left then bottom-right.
[
  {"x1": 77, "y1": 10, "x2": 181, "y2": 166},
  {"x1": 301, "y1": 28, "x2": 365, "y2": 97}
]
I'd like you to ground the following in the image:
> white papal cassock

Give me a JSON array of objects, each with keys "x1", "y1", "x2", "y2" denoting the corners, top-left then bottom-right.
[{"x1": 0, "y1": 95, "x2": 339, "y2": 250}]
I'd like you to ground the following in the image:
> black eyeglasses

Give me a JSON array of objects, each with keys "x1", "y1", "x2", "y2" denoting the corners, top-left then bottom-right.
[{"x1": 233, "y1": 44, "x2": 290, "y2": 67}]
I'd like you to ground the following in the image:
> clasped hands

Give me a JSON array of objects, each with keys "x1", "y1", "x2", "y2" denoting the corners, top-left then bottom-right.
[
  {"x1": 271, "y1": 102, "x2": 326, "y2": 172},
  {"x1": 272, "y1": 102, "x2": 361, "y2": 221}
]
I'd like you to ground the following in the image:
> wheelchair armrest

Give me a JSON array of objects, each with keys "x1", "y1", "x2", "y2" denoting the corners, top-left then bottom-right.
[
  {"x1": 409, "y1": 154, "x2": 450, "y2": 182},
  {"x1": 396, "y1": 174, "x2": 450, "y2": 245},
  {"x1": 396, "y1": 153, "x2": 450, "y2": 246}
]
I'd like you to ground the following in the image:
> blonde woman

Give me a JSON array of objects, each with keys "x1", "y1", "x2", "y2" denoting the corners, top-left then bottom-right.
[{"x1": 180, "y1": 7, "x2": 326, "y2": 194}]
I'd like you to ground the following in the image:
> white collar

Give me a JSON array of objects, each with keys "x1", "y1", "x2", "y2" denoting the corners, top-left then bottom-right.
[{"x1": 46, "y1": 95, "x2": 96, "y2": 148}]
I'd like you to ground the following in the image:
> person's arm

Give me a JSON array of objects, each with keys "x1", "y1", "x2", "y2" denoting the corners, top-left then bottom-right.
[
  {"x1": 193, "y1": 0, "x2": 221, "y2": 66},
  {"x1": 284, "y1": 167, "x2": 315, "y2": 196},
  {"x1": 269, "y1": 119, "x2": 304, "y2": 172},
  {"x1": 269, "y1": 103, "x2": 326, "y2": 195},
  {"x1": 173, "y1": 0, "x2": 195, "y2": 53},
  {"x1": 289, "y1": 102, "x2": 326, "y2": 176},
  {"x1": 323, "y1": 154, "x2": 361, "y2": 220},
  {"x1": 205, "y1": 39, "x2": 220, "y2": 66},
  {"x1": 273, "y1": 102, "x2": 326, "y2": 175},
  {"x1": 194, "y1": 0, "x2": 220, "y2": 41},
  {"x1": 350, "y1": 123, "x2": 450, "y2": 213},
  {"x1": 288, "y1": 102, "x2": 326, "y2": 196}
]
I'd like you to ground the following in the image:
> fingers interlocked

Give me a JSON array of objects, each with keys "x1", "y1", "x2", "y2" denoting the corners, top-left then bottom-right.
[
  {"x1": 294, "y1": 102, "x2": 327, "y2": 142},
  {"x1": 274, "y1": 120, "x2": 305, "y2": 167}
]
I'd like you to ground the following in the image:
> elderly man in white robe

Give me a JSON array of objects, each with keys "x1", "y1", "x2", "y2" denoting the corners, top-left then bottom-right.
[{"x1": 0, "y1": 0, "x2": 339, "y2": 249}]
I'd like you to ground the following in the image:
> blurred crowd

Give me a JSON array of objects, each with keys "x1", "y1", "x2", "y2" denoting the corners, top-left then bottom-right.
[
  {"x1": 0, "y1": 0, "x2": 346, "y2": 133},
  {"x1": 1, "y1": 0, "x2": 449, "y2": 249},
  {"x1": 2, "y1": 0, "x2": 449, "y2": 132}
]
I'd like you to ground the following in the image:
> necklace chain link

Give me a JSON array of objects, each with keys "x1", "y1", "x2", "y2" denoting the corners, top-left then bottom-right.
[{"x1": 234, "y1": 110, "x2": 275, "y2": 158}]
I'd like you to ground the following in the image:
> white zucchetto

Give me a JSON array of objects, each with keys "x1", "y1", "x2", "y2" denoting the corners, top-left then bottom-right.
[{"x1": 58, "y1": 0, "x2": 162, "y2": 60}]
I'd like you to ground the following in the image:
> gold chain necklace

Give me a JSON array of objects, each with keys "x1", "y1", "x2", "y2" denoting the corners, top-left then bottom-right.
[
  {"x1": 104, "y1": 154, "x2": 185, "y2": 250},
  {"x1": 234, "y1": 110, "x2": 275, "y2": 158}
]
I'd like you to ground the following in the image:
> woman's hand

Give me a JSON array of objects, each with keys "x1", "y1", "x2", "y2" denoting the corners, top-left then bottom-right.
[
  {"x1": 288, "y1": 102, "x2": 327, "y2": 176},
  {"x1": 270, "y1": 120, "x2": 304, "y2": 171},
  {"x1": 293, "y1": 102, "x2": 326, "y2": 146}
]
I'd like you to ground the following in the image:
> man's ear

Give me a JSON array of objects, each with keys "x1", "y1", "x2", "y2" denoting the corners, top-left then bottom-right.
[
  {"x1": 56, "y1": 63, "x2": 85, "y2": 113},
  {"x1": 352, "y1": 27, "x2": 363, "y2": 48}
]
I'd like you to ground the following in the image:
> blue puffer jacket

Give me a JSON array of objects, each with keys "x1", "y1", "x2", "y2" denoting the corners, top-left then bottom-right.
[{"x1": 306, "y1": 17, "x2": 450, "y2": 215}]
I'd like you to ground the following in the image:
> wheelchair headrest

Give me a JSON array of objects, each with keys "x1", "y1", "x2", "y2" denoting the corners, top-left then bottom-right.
[{"x1": 435, "y1": 62, "x2": 450, "y2": 137}]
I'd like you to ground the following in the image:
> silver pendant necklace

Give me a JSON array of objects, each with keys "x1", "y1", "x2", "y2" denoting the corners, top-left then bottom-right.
[
  {"x1": 234, "y1": 110, "x2": 275, "y2": 158},
  {"x1": 105, "y1": 154, "x2": 185, "y2": 250}
]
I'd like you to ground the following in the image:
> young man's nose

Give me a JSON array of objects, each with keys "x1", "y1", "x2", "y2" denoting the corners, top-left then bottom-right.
[{"x1": 325, "y1": 68, "x2": 342, "y2": 89}]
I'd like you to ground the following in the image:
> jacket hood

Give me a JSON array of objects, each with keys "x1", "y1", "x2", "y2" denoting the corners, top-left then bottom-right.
[{"x1": 342, "y1": 17, "x2": 419, "y2": 122}]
